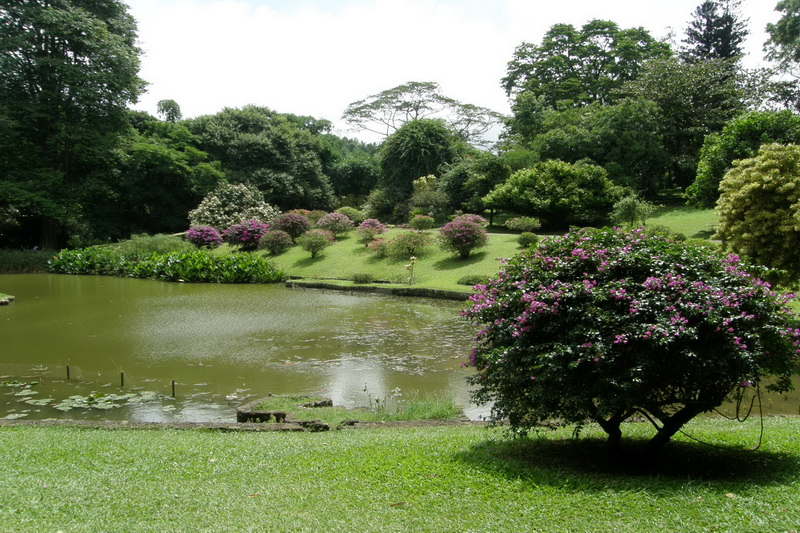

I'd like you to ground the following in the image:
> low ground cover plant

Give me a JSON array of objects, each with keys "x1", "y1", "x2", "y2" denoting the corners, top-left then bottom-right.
[{"x1": 463, "y1": 226, "x2": 799, "y2": 454}]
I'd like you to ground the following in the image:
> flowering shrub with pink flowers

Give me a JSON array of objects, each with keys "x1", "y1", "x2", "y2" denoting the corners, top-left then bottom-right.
[
  {"x1": 356, "y1": 218, "x2": 388, "y2": 247},
  {"x1": 463, "y1": 226, "x2": 799, "y2": 453},
  {"x1": 223, "y1": 219, "x2": 270, "y2": 251},
  {"x1": 315, "y1": 212, "x2": 354, "y2": 237},
  {"x1": 438, "y1": 217, "x2": 488, "y2": 259},
  {"x1": 270, "y1": 213, "x2": 312, "y2": 240},
  {"x1": 185, "y1": 226, "x2": 224, "y2": 248}
]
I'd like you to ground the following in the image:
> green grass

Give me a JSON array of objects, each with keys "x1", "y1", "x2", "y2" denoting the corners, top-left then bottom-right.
[
  {"x1": 647, "y1": 206, "x2": 718, "y2": 240},
  {"x1": 253, "y1": 393, "x2": 463, "y2": 427},
  {"x1": 259, "y1": 229, "x2": 523, "y2": 293},
  {"x1": 1, "y1": 418, "x2": 799, "y2": 532}
]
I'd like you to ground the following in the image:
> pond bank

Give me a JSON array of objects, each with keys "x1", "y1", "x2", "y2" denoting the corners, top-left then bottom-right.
[{"x1": 285, "y1": 279, "x2": 471, "y2": 301}]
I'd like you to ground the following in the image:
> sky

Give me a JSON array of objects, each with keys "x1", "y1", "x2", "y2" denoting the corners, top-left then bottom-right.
[{"x1": 125, "y1": 0, "x2": 784, "y2": 143}]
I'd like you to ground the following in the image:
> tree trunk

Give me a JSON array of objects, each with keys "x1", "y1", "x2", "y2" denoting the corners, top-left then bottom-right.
[{"x1": 643, "y1": 404, "x2": 708, "y2": 456}]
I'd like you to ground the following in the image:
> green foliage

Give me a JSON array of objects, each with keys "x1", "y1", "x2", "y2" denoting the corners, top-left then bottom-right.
[
  {"x1": 463, "y1": 226, "x2": 799, "y2": 452},
  {"x1": 764, "y1": 0, "x2": 800, "y2": 73},
  {"x1": 686, "y1": 111, "x2": 800, "y2": 207},
  {"x1": 457, "y1": 274, "x2": 490, "y2": 286},
  {"x1": 680, "y1": 0, "x2": 749, "y2": 63},
  {"x1": 611, "y1": 195, "x2": 655, "y2": 228},
  {"x1": 188, "y1": 183, "x2": 280, "y2": 230},
  {"x1": 409, "y1": 175, "x2": 450, "y2": 221},
  {"x1": 0, "y1": 0, "x2": 146, "y2": 247},
  {"x1": 335, "y1": 206, "x2": 365, "y2": 224},
  {"x1": 517, "y1": 232, "x2": 539, "y2": 248},
  {"x1": 409, "y1": 215, "x2": 436, "y2": 230},
  {"x1": 387, "y1": 230, "x2": 433, "y2": 258},
  {"x1": 504, "y1": 216, "x2": 541, "y2": 233},
  {"x1": 296, "y1": 229, "x2": 335, "y2": 257},
  {"x1": 484, "y1": 160, "x2": 625, "y2": 227},
  {"x1": 351, "y1": 272, "x2": 375, "y2": 284},
  {"x1": 502, "y1": 19, "x2": 671, "y2": 107},
  {"x1": 259, "y1": 230, "x2": 294, "y2": 255},
  {"x1": 270, "y1": 213, "x2": 312, "y2": 240},
  {"x1": 48, "y1": 247, "x2": 285, "y2": 283},
  {"x1": 315, "y1": 212, "x2": 354, "y2": 237},
  {"x1": 378, "y1": 119, "x2": 464, "y2": 211},
  {"x1": 0, "y1": 250, "x2": 51, "y2": 273},
  {"x1": 156, "y1": 99, "x2": 182, "y2": 123},
  {"x1": 715, "y1": 143, "x2": 800, "y2": 285},
  {"x1": 439, "y1": 152, "x2": 511, "y2": 214},
  {"x1": 116, "y1": 234, "x2": 195, "y2": 256},
  {"x1": 184, "y1": 106, "x2": 336, "y2": 210}
]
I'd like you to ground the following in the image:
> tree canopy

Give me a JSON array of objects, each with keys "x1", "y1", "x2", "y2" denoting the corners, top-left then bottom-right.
[
  {"x1": 0, "y1": 0, "x2": 145, "y2": 247},
  {"x1": 765, "y1": 0, "x2": 800, "y2": 75},
  {"x1": 681, "y1": 0, "x2": 749, "y2": 63}
]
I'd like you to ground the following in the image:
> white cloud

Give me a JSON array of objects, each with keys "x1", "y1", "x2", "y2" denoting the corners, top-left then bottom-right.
[{"x1": 126, "y1": 0, "x2": 781, "y2": 142}]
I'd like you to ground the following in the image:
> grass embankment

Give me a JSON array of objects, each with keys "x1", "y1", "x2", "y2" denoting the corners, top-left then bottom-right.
[{"x1": 2, "y1": 418, "x2": 798, "y2": 532}]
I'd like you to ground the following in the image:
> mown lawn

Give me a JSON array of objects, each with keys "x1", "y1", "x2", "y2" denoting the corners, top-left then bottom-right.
[
  {"x1": 647, "y1": 206, "x2": 718, "y2": 240},
  {"x1": 1, "y1": 418, "x2": 798, "y2": 532}
]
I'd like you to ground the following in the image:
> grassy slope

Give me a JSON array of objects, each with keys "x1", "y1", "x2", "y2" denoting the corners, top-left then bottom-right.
[
  {"x1": 2, "y1": 418, "x2": 798, "y2": 532},
  {"x1": 647, "y1": 206, "x2": 718, "y2": 240}
]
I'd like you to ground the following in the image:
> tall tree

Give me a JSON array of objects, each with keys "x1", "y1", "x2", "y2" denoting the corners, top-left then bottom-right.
[
  {"x1": 342, "y1": 81, "x2": 502, "y2": 147},
  {"x1": 502, "y1": 20, "x2": 671, "y2": 109},
  {"x1": 156, "y1": 99, "x2": 182, "y2": 123},
  {"x1": 0, "y1": 0, "x2": 145, "y2": 247},
  {"x1": 765, "y1": 0, "x2": 800, "y2": 76},
  {"x1": 681, "y1": 0, "x2": 749, "y2": 63}
]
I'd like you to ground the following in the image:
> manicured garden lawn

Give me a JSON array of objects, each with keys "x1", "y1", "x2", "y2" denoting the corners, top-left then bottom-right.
[
  {"x1": 647, "y1": 206, "x2": 718, "y2": 240},
  {"x1": 260, "y1": 228, "x2": 523, "y2": 293},
  {"x1": 1, "y1": 418, "x2": 798, "y2": 532}
]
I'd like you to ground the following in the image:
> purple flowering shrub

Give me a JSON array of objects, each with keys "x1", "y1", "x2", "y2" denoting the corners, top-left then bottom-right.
[
  {"x1": 270, "y1": 213, "x2": 312, "y2": 240},
  {"x1": 296, "y1": 229, "x2": 335, "y2": 257},
  {"x1": 463, "y1": 226, "x2": 799, "y2": 453},
  {"x1": 259, "y1": 230, "x2": 294, "y2": 255},
  {"x1": 438, "y1": 218, "x2": 489, "y2": 259},
  {"x1": 315, "y1": 212, "x2": 354, "y2": 236},
  {"x1": 453, "y1": 213, "x2": 488, "y2": 227},
  {"x1": 356, "y1": 218, "x2": 388, "y2": 247},
  {"x1": 185, "y1": 226, "x2": 224, "y2": 248},
  {"x1": 223, "y1": 219, "x2": 270, "y2": 251}
]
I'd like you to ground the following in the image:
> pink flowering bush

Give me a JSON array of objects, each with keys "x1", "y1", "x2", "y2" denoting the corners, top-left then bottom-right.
[
  {"x1": 438, "y1": 218, "x2": 488, "y2": 259},
  {"x1": 315, "y1": 212, "x2": 354, "y2": 237},
  {"x1": 185, "y1": 226, "x2": 224, "y2": 248},
  {"x1": 223, "y1": 220, "x2": 270, "y2": 251},
  {"x1": 296, "y1": 229, "x2": 335, "y2": 257},
  {"x1": 463, "y1": 226, "x2": 799, "y2": 454},
  {"x1": 356, "y1": 218, "x2": 388, "y2": 247},
  {"x1": 270, "y1": 213, "x2": 312, "y2": 240}
]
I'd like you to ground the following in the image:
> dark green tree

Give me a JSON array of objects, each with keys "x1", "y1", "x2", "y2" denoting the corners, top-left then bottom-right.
[
  {"x1": 765, "y1": 0, "x2": 800, "y2": 75},
  {"x1": 687, "y1": 110, "x2": 800, "y2": 207},
  {"x1": 0, "y1": 0, "x2": 145, "y2": 247},
  {"x1": 184, "y1": 106, "x2": 336, "y2": 210},
  {"x1": 156, "y1": 99, "x2": 183, "y2": 123},
  {"x1": 680, "y1": 0, "x2": 749, "y2": 63},
  {"x1": 502, "y1": 20, "x2": 671, "y2": 109}
]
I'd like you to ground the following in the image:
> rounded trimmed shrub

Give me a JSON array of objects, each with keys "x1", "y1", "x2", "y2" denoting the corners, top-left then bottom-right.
[
  {"x1": 438, "y1": 218, "x2": 488, "y2": 259},
  {"x1": 336, "y1": 206, "x2": 366, "y2": 224},
  {"x1": 518, "y1": 232, "x2": 539, "y2": 248},
  {"x1": 223, "y1": 220, "x2": 271, "y2": 251},
  {"x1": 463, "y1": 226, "x2": 800, "y2": 453},
  {"x1": 409, "y1": 214, "x2": 435, "y2": 230},
  {"x1": 185, "y1": 226, "x2": 224, "y2": 249},
  {"x1": 270, "y1": 213, "x2": 313, "y2": 240},
  {"x1": 388, "y1": 230, "x2": 432, "y2": 258},
  {"x1": 259, "y1": 230, "x2": 294, "y2": 255},
  {"x1": 296, "y1": 229, "x2": 335, "y2": 257},
  {"x1": 356, "y1": 218, "x2": 388, "y2": 247},
  {"x1": 367, "y1": 237, "x2": 390, "y2": 258},
  {"x1": 315, "y1": 212, "x2": 354, "y2": 236}
]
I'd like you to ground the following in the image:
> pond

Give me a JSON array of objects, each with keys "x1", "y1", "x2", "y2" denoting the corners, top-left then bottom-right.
[{"x1": 0, "y1": 275, "x2": 480, "y2": 423}]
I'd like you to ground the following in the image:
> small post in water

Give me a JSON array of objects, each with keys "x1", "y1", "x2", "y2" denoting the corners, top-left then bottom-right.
[
  {"x1": 171, "y1": 380, "x2": 176, "y2": 398},
  {"x1": 120, "y1": 372, "x2": 124, "y2": 388},
  {"x1": 66, "y1": 365, "x2": 70, "y2": 380}
]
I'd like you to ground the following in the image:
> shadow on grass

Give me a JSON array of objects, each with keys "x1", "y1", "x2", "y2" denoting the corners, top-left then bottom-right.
[
  {"x1": 432, "y1": 251, "x2": 489, "y2": 271},
  {"x1": 454, "y1": 434, "x2": 800, "y2": 488},
  {"x1": 292, "y1": 255, "x2": 328, "y2": 268},
  {"x1": 692, "y1": 229, "x2": 716, "y2": 240}
]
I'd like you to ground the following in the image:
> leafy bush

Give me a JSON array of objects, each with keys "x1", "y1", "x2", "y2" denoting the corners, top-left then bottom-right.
[
  {"x1": 296, "y1": 229, "x2": 335, "y2": 257},
  {"x1": 289, "y1": 209, "x2": 328, "y2": 224},
  {"x1": 185, "y1": 226, "x2": 224, "y2": 249},
  {"x1": 463, "y1": 226, "x2": 799, "y2": 454},
  {"x1": 259, "y1": 230, "x2": 294, "y2": 255},
  {"x1": 335, "y1": 206, "x2": 365, "y2": 224},
  {"x1": 367, "y1": 237, "x2": 390, "y2": 258},
  {"x1": 315, "y1": 212, "x2": 354, "y2": 236},
  {"x1": 49, "y1": 248, "x2": 285, "y2": 283},
  {"x1": 715, "y1": 143, "x2": 800, "y2": 286},
  {"x1": 438, "y1": 219, "x2": 489, "y2": 259},
  {"x1": 0, "y1": 250, "x2": 51, "y2": 273},
  {"x1": 518, "y1": 232, "x2": 539, "y2": 248},
  {"x1": 505, "y1": 216, "x2": 541, "y2": 233},
  {"x1": 409, "y1": 214, "x2": 435, "y2": 230},
  {"x1": 188, "y1": 183, "x2": 280, "y2": 230},
  {"x1": 452, "y1": 213, "x2": 488, "y2": 227},
  {"x1": 355, "y1": 218, "x2": 388, "y2": 247},
  {"x1": 223, "y1": 220, "x2": 271, "y2": 251},
  {"x1": 118, "y1": 233, "x2": 196, "y2": 256},
  {"x1": 611, "y1": 195, "x2": 654, "y2": 228},
  {"x1": 270, "y1": 213, "x2": 312, "y2": 240},
  {"x1": 388, "y1": 230, "x2": 432, "y2": 258},
  {"x1": 484, "y1": 160, "x2": 625, "y2": 227},
  {"x1": 352, "y1": 273, "x2": 375, "y2": 284},
  {"x1": 457, "y1": 274, "x2": 489, "y2": 286}
]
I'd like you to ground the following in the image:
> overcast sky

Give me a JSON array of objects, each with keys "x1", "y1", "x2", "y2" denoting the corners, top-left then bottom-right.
[{"x1": 125, "y1": 0, "x2": 783, "y2": 142}]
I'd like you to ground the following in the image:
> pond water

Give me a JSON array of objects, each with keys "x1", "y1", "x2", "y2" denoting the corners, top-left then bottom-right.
[{"x1": 0, "y1": 275, "x2": 480, "y2": 423}]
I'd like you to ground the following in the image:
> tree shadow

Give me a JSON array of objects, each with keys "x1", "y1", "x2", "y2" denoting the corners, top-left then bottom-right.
[
  {"x1": 292, "y1": 255, "x2": 327, "y2": 268},
  {"x1": 432, "y1": 251, "x2": 489, "y2": 271},
  {"x1": 454, "y1": 434, "x2": 800, "y2": 490},
  {"x1": 692, "y1": 229, "x2": 716, "y2": 240}
]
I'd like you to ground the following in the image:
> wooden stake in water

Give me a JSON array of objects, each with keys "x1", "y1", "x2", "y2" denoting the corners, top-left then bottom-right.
[
  {"x1": 120, "y1": 372, "x2": 124, "y2": 388},
  {"x1": 66, "y1": 365, "x2": 70, "y2": 380},
  {"x1": 172, "y1": 380, "x2": 176, "y2": 398}
]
